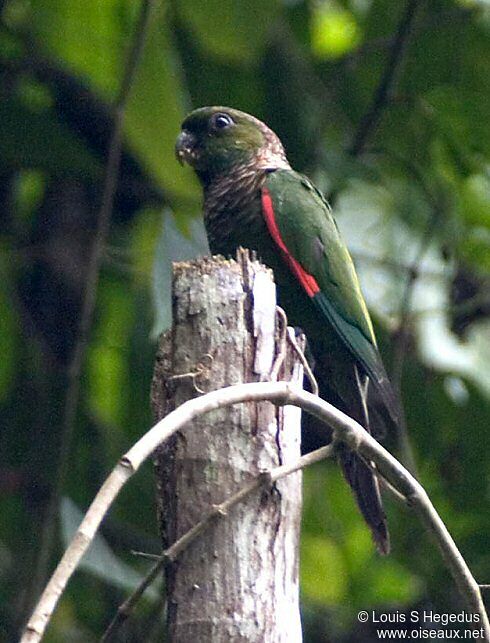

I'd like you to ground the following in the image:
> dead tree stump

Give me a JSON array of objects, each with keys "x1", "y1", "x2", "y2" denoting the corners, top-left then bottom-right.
[{"x1": 151, "y1": 251, "x2": 303, "y2": 643}]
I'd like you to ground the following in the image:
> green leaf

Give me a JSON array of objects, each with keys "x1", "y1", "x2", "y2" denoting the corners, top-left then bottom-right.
[
  {"x1": 367, "y1": 561, "x2": 422, "y2": 604},
  {"x1": 29, "y1": 0, "x2": 193, "y2": 199},
  {"x1": 311, "y1": 7, "x2": 361, "y2": 59},
  {"x1": 124, "y1": 5, "x2": 198, "y2": 200},
  {"x1": 425, "y1": 86, "x2": 490, "y2": 158},
  {"x1": 460, "y1": 174, "x2": 490, "y2": 229},
  {"x1": 129, "y1": 207, "x2": 163, "y2": 286},
  {"x1": 301, "y1": 534, "x2": 348, "y2": 604},
  {"x1": 87, "y1": 280, "x2": 134, "y2": 431},
  {"x1": 460, "y1": 230, "x2": 490, "y2": 271},
  {"x1": 177, "y1": 0, "x2": 280, "y2": 63},
  {"x1": 29, "y1": 0, "x2": 130, "y2": 98},
  {"x1": 0, "y1": 98, "x2": 100, "y2": 176},
  {"x1": 13, "y1": 170, "x2": 46, "y2": 223},
  {"x1": 61, "y1": 497, "x2": 159, "y2": 599}
]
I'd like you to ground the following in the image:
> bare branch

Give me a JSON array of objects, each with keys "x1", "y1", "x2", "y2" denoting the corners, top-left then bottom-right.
[
  {"x1": 287, "y1": 328, "x2": 319, "y2": 396},
  {"x1": 22, "y1": 382, "x2": 490, "y2": 642},
  {"x1": 31, "y1": 0, "x2": 157, "y2": 599},
  {"x1": 349, "y1": 0, "x2": 420, "y2": 156},
  {"x1": 389, "y1": 194, "x2": 444, "y2": 475},
  {"x1": 269, "y1": 306, "x2": 289, "y2": 381},
  {"x1": 100, "y1": 445, "x2": 334, "y2": 642},
  {"x1": 352, "y1": 250, "x2": 447, "y2": 282}
]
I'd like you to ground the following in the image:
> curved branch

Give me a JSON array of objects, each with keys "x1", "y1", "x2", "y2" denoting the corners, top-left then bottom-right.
[
  {"x1": 101, "y1": 444, "x2": 334, "y2": 641},
  {"x1": 21, "y1": 382, "x2": 490, "y2": 642},
  {"x1": 31, "y1": 0, "x2": 158, "y2": 602}
]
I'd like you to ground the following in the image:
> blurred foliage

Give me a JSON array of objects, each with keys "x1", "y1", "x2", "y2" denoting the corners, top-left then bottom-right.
[{"x1": 0, "y1": 0, "x2": 489, "y2": 641}]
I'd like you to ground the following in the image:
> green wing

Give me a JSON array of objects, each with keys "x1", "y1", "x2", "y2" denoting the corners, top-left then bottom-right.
[{"x1": 264, "y1": 169, "x2": 399, "y2": 423}]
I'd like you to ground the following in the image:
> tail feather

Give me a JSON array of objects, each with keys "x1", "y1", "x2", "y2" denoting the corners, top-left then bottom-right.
[
  {"x1": 306, "y1": 340, "x2": 392, "y2": 554},
  {"x1": 341, "y1": 366, "x2": 390, "y2": 554},
  {"x1": 338, "y1": 446, "x2": 390, "y2": 555}
]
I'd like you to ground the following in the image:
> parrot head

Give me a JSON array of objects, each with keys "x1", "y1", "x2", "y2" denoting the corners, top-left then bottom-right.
[{"x1": 176, "y1": 106, "x2": 290, "y2": 184}]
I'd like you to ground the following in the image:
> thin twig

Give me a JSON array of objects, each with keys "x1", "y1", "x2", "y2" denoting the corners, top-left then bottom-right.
[
  {"x1": 131, "y1": 551, "x2": 162, "y2": 562},
  {"x1": 363, "y1": 147, "x2": 443, "y2": 473},
  {"x1": 349, "y1": 0, "x2": 420, "y2": 156},
  {"x1": 352, "y1": 250, "x2": 447, "y2": 282},
  {"x1": 101, "y1": 444, "x2": 334, "y2": 641},
  {"x1": 30, "y1": 0, "x2": 157, "y2": 601},
  {"x1": 269, "y1": 306, "x2": 288, "y2": 381},
  {"x1": 322, "y1": 0, "x2": 422, "y2": 467},
  {"x1": 166, "y1": 354, "x2": 213, "y2": 395},
  {"x1": 368, "y1": 461, "x2": 410, "y2": 505},
  {"x1": 390, "y1": 196, "x2": 442, "y2": 475},
  {"x1": 286, "y1": 330, "x2": 318, "y2": 396},
  {"x1": 22, "y1": 382, "x2": 490, "y2": 642}
]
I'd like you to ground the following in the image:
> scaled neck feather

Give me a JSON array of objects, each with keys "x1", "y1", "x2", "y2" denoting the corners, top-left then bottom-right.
[{"x1": 203, "y1": 148, "x2": 290, "y2": 216}]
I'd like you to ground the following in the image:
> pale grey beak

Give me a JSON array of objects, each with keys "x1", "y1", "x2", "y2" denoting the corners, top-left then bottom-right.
[{"x1": 175, "y1": 129, "x2": 197, "y2": 166}]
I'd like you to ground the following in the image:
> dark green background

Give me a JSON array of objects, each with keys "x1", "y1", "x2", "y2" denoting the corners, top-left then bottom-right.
[{"x1": 1, "y1": 0, "x2": 489, "y2": 640}]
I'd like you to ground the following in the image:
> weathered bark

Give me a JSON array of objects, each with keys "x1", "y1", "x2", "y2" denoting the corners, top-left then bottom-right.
[{"x1": 151, "y1": 251, "x2": 303, "y2": 643}]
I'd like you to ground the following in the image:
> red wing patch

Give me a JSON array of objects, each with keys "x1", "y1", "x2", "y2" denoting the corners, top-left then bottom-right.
[{"x1": 261, "y1": 187, "x2": 320, "y2": 298}]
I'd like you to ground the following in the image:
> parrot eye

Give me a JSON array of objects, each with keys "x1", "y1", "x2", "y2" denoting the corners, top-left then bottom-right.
[{"x1": 210, "y1": 113, "x2": 235, "y2": 131}]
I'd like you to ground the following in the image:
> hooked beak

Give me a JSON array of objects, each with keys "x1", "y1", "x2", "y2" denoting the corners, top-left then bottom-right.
[{"x1": 175, "y1": 129, "x2": 198, "y2": 166}]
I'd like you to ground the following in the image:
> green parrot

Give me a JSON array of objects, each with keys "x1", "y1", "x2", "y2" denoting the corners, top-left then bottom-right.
[{"x1": 175, "y1": 106, "x2": 402, "y2": 554}]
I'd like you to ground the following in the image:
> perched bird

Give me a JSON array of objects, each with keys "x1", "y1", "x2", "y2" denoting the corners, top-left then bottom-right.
[{"x1": 176, "y1": 106, "x2": 402, "y2": 554}]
